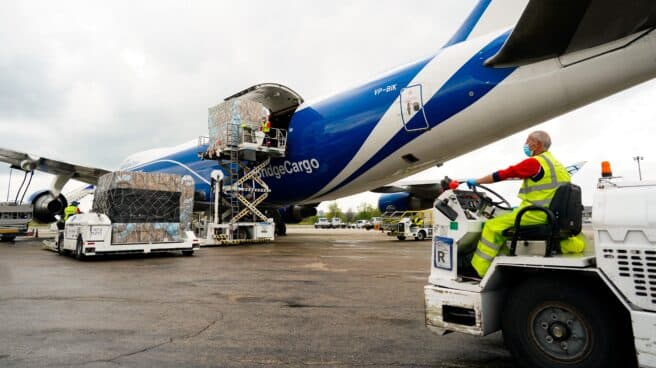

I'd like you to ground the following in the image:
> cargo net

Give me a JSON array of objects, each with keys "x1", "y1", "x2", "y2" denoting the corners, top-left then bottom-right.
[
  {"x1": 92, "y1": 171, "x2": 195, "y2": 228},
  {"x1": 93, "y1": 188, "x2": 181, "y2": 223}
]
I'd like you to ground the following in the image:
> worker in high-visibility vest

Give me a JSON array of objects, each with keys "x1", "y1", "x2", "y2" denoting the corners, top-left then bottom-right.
[
  {"x1": 412, "y1": 214, "x2": 423, "y2": 227},
  {"x1": 57, "y1": 201, "x2": 81, "y2": 230},
  {"x1": 261, "y1": 117, "x2": 272, "y2": 146},
  {"x1": 464, "y1": 131, "x2": 584, "y2": 277},
  {"x1": 63, "y1": 201, "x2": 81, "y2": 221}
]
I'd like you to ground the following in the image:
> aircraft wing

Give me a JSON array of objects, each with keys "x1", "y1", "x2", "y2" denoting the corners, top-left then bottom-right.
[
  {"x1": 0, "y1": 148, "x2": 110, "y2": 185},
  {"x1": 566, "y1": 161, "x2": 587, "y2": 176},
  {"x1": 374, "y1": 162, "x2": 587, "y2": 196},
  {"x1": 65, "y1": 184, "x2": 96, "y2": 203},
  {"x1": 486, "y1": 0, "x2": 656, "y2": 67},
  {"x1": 371, "y1": 180, "x2": 445, "y2": 197}
]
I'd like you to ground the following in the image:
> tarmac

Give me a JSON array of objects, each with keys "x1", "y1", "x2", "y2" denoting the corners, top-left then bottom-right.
[{"x1": 0, "y1": 226, "x2": 513, "y2": 368}]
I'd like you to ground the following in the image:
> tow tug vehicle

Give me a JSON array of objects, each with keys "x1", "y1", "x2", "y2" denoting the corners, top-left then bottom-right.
[
  {"x1": 424, "y1": 162, "x2": 655, "y2": 368},
  {"x1": 389, "y1": 210, "x2": 433, "y2": 241}
]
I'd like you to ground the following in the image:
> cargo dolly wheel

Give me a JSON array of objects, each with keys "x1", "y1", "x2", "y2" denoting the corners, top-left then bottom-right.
[
  {"x1": 57, "y1": 233, "x2": 64, "y2": 255},
  {"x1": 75, "y1": 236, "x2": 84, "y2": 261}
]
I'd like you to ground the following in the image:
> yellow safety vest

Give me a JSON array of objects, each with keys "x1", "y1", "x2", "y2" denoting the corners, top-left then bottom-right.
[
  {"x1": 517, "y1": 151, "x2": 571, "y2": 208},
  {"x1": 261, "y1": 121, "x2": 271, "y2": 133},
  {"x1": 471, "y1": 152, "x2": 573, "y2": 276},
  {"x1": 64, "y1": 205, "x2": 78, "y2": 221}
]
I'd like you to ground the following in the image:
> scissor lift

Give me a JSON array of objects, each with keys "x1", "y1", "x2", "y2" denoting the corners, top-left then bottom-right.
[{"x1": 199, "y1": 98, "x2": 287, "y2": 245}]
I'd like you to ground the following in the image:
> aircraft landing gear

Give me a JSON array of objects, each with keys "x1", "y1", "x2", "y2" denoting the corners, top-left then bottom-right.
[{"x1": 275, "y1": 222, "x2": 286, "y2": 236}]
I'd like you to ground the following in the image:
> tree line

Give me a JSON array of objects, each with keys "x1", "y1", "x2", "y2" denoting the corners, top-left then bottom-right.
[{"x1": 300, "y1": 202, "x2": 381, "y2": 224}]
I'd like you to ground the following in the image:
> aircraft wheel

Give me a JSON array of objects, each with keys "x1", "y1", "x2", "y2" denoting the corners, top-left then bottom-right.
[
  {"x1": 502, "y1": 277, "x2": 635, "y2": 368},
  {"x1": 276, "y1": 222, "x2": 287, "y2": 236}
]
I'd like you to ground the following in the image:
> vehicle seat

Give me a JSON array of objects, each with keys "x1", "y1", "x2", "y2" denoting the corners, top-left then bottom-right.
[{"x1": 502, "y1": 184, "x2": 583, "y2": 257}]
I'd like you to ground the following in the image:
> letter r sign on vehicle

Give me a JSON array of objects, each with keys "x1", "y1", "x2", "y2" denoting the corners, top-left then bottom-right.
[{"x1": 433, "y1": 236, "x2": 453, "y2": 271}]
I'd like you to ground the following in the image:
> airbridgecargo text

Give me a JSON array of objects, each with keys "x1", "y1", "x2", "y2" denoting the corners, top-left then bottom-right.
[{"x1": 259, "y1": 159, "x2": 320, "y2": 179}]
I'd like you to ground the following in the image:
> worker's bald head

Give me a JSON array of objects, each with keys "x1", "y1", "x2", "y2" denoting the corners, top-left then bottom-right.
[{"x1": 527, "y1": 131, "x2": 551, "y2": 153}]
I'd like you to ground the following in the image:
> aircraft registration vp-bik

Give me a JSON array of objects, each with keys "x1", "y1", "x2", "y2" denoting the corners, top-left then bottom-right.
[{"x1": 2, "y1": 0, "x2": 656, "y2": 234}]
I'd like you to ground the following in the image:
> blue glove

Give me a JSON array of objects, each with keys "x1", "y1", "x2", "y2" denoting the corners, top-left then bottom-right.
[{"x1": 466, "y1": 178, "x2": 477, "y2": 189}]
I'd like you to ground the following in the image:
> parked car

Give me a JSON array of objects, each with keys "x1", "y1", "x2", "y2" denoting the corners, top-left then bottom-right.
[
  {"x1": 367, "y1": 217, "x2": 382, "y2": 230},
  {"x1": 355, "y1": 220, "x2": 370, "y2": 229},
  {"x1": 331, "y1": 217, "x2": 346, "y2": 228},
  {"x1": 314, "y1": 218, "x2": 331, "y2": 229}
]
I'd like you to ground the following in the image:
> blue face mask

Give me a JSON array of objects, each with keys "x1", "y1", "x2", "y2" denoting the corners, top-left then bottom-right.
[{"x1": 523, "y1": 144, "x2": 533, "y2": 157}]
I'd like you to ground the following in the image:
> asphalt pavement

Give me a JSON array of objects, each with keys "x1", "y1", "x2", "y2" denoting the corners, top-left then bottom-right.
[{"x1": 0, "y1": 227, "x2": 513, "y2": 367}]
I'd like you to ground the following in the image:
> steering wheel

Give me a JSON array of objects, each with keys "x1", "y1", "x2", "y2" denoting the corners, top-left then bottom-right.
[{"x1": 471, "y1": 184, "x2": 513, "y2": 211}]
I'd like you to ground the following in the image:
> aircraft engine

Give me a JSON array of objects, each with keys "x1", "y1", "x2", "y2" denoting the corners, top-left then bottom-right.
[
  {"x1": 284, "y1": 204, "x2": 318, "y2": 223},
  {"x1": 377, "y1": 192, "x2": 434, "y2": 213},
  {"x1": 28, "y1": 190, "x2": 68, "y2": 223}
]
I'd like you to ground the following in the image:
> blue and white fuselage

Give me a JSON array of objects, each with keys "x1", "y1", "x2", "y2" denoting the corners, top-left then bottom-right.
[
  {"x1": 120, "y1": 31, "x2": 513, "y2": 207},
  {"x1": 120, "y1": 0, "x2": 656, "y2": 210}
]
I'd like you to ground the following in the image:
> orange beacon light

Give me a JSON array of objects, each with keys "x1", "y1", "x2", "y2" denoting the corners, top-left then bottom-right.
[{"x1": 601, "y1": 161, "x2": 613, "y2": 177}]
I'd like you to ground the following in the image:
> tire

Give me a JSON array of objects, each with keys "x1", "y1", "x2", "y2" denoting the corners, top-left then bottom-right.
[
  {"x1": 416, "y1": 230, "x2": 426, "y2": 241},
  {"x1": 502, "y1": 277, "x2": 635, "y2": 368},
  {"x1": 397, "y1": 235, "x2": 406, "y2": 241},
  {"x1": 182, "y1": 250, "x2": 194, "y2": 256},
  {"x1": 74, "y1": 237, "x2": 84, "y2": 261},
  {"x1": 276, "y1": 223, "x2": 287, "y2": 236},
  {"x1": 0, "y1": 235, "x2": 16, "y2": 242},
  {"x1": 57, "y1": 233, "x2": 64, "y2": 255}
]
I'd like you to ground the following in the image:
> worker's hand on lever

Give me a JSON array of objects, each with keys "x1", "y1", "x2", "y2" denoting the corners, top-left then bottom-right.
[{"x1": 465, "y1": 178, "x2": 478, "y2": 189}]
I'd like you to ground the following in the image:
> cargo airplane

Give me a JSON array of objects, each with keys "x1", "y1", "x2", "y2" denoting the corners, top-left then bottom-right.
[{"x1": 2, "y1": 0, "x2": 656, "y2": 234}]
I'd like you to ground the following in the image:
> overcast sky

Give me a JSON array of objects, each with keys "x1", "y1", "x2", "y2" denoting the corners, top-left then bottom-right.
[{"x1": 1, "y1": 0, "x2": 655, "y2": 214}]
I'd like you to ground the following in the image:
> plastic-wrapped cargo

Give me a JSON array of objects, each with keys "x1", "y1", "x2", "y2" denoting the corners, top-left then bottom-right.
[
  {"x1": 92, "y1": 172, "x2": 194, "y2": 244},
  {"x1": 207, "y1": 99, "x2": 267, "y2": 155}
]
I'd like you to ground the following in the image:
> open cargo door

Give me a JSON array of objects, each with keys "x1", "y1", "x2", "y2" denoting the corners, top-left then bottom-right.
[{"x1": 224, "y1": 83, "x2": 304, "y2": 130}]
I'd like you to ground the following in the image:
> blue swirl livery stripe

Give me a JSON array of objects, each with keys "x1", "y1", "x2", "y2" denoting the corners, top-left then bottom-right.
[
  {"x1": 444, "y1": 0, "x2": 492, "y2": 47},
  {"x1": 323, "y1": 31, "x2": 516, "y2": 197},
  {"x1": 263, "y1": 56, "x2": 436, "y2": 205}
]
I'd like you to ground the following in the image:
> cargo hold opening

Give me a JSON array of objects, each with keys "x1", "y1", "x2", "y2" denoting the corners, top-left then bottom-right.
[{"x1": 224, "y1": 83, "x2": 304, "y2": 131}]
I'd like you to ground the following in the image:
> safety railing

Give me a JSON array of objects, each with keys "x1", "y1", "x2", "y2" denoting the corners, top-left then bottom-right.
[{"x1": 202, "y1": 123, "x2": 287, "y2": 157}]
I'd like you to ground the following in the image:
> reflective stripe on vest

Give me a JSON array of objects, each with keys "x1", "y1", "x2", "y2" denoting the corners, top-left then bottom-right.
[
  {"x1": 64, "y1": 206, "x2": 77, "y2": 221},
  {"x1": 517, "y1": 151, "x2": 570, "y2": 207},
  {"x1": 480, "y1": 237, "x2": 502, "y2": 252},
  {"x1": 474, "y1": 249, "x2": 494, "y2": 262}
]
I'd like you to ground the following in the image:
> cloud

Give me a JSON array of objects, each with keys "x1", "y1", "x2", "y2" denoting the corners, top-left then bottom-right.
[
  {"x1": 3, "y1": 0, "x2": 653, "y2": 215},
  {"x1": 1, "y1": 0, "x2": 474, "y2": 202}
]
